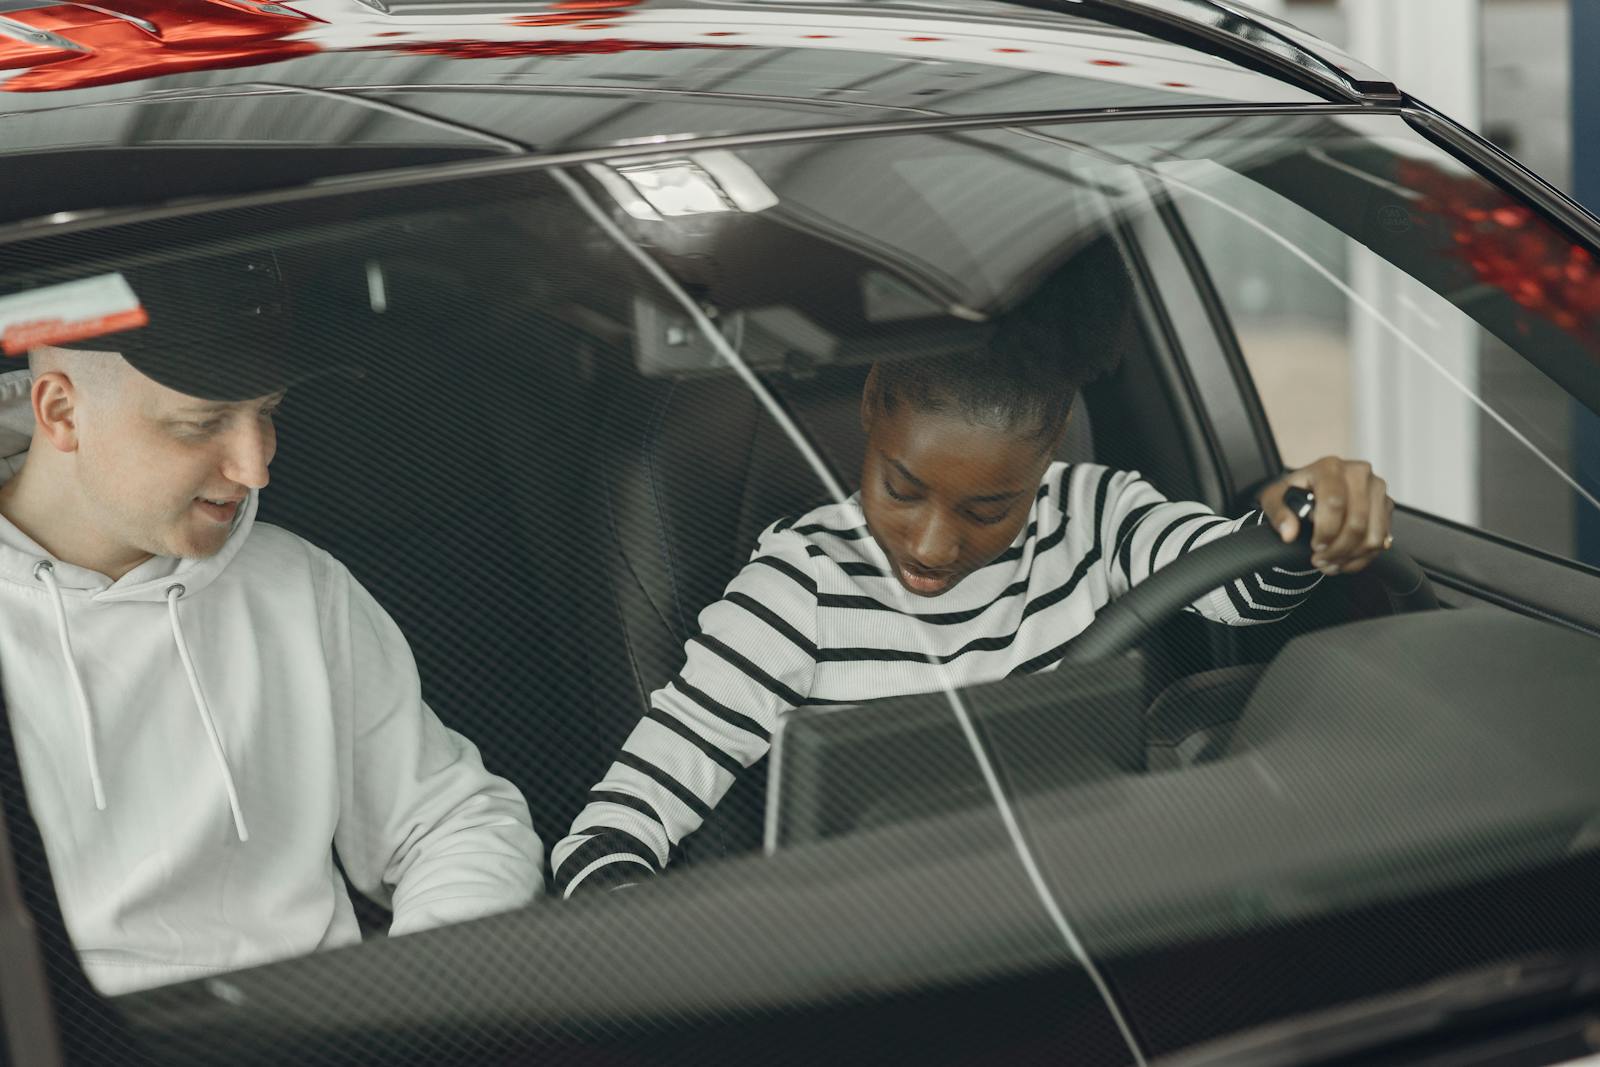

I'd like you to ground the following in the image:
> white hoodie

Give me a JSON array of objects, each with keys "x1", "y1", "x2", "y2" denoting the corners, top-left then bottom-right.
[{"x1": 0, "y1": 372, "x2": 543, "y2": 995}]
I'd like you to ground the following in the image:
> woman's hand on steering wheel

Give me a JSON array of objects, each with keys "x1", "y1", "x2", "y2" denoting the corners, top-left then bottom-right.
[{"x1": 1257, "y1": 456, "x2": 1395, "y2": 577}]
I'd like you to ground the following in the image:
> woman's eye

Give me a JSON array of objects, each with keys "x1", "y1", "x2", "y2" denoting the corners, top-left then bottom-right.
[
  {"x1": 882, "y1": 478, "x2": 915, "y2": 503},
  {"x1": 189, "y1": 420, "x2": 223, "y2": 435}
]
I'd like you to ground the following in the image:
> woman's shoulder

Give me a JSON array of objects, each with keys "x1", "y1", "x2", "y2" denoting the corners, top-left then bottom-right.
[
  {"x1": 739, "y1": 495, "x2": 875, "y2": 591},
  {"x1": 762, "y1": 494, "x2": 868, "y2": 550},
  {"x1": 1051, "y1": 461, "x2": 1154, "y2": 505}
]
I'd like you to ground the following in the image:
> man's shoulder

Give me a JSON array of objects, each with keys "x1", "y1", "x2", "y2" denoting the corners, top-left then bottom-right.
[{"x1": 236, "y1": 521, "x2": 347, "y2": 582}]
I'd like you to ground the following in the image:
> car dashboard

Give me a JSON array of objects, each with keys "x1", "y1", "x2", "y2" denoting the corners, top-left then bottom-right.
[{"x1": 768, "y1": 607, "x2": 1600, "y2": 952}]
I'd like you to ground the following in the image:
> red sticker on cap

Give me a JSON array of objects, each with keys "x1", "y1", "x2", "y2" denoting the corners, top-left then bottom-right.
[{"x1": 0, "y1": 273, "x2": 148, "y2": 356}]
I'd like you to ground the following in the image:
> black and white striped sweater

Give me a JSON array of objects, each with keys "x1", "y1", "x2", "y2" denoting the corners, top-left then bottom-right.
[{"x1": 552, "y1": 461, "x2": 1320, "y2": 895}]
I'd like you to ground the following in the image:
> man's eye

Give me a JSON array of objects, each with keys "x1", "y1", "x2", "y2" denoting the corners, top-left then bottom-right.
[
  {"x1": 967, "y1": 509, "x2": 1010, "y2": 526},
  {"x1": 179, "y1": 415, "x2": 228, "y2": 435}
]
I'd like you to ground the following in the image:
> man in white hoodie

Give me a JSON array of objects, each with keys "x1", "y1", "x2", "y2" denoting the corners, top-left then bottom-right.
[{"x1": 0, "y1": 254, "x2": 543, "y2": 995}]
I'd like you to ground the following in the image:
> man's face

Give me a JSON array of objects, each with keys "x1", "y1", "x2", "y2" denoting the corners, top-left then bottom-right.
[
  {"x1": 859, "y1": 393, "x2": 1055, "y2": 598},
  {"x1": 73, "y1": 364, "x2": 282, "y2": 563}
]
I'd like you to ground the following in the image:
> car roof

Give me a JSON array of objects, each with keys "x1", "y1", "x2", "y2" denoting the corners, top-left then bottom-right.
[{"x1": 0, "y1": 0, "x2": 1399, "y2": 230}]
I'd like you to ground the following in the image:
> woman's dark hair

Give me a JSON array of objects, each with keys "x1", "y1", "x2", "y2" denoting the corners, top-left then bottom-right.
[{"x1": 872, "y1": 235, "x2": 1135, "y2": 450}]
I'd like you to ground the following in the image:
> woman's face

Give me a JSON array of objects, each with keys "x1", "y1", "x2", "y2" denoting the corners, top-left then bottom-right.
[{"x1": 859, "y1": 385, "x2": 1057, "y2": 598}]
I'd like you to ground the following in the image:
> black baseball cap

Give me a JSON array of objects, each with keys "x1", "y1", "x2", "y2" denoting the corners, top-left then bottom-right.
[{"x1": 51, "y1": 251, "x2": 359, "y2": 402}]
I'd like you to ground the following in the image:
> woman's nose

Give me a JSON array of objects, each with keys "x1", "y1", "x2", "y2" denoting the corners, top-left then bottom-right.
[{"x1": 907, "y1": 512, "x2": 960, "y2": 570}]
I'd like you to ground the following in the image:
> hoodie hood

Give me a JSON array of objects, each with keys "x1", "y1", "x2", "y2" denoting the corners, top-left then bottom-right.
[{"x1": 0, "y1": 367, "x2": 258, "y2": 601}]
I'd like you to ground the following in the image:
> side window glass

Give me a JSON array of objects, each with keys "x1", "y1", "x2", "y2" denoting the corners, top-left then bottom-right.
[{"x1": 1163, "y1": 153, "x2": 1600, "y2": 570}]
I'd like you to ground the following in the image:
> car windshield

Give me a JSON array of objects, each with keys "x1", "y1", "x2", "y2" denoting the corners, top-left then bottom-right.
[{"x1": 2, "y1": 106, "x2": 1599, "y2": 1060}]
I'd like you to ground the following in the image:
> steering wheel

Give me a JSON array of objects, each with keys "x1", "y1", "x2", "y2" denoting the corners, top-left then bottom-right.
[{"x1": 1058, "y1": 488, "x2": 1438, "y2": 666}]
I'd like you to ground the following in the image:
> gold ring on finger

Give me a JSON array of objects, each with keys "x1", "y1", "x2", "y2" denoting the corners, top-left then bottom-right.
[{"x1": 1382, "y1": 534, "x2": 1394, "y2": 550}]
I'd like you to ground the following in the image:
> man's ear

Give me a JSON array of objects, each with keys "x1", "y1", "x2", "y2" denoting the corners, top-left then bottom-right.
[
  {"x1": 31, "y1": 371, "x2": 82, "y2": 454},
  {"x1": 860, "y1": 364, "x2": 881, "y2": 435}
]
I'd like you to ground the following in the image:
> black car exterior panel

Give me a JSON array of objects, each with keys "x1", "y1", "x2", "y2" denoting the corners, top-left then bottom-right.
[
  {"x1": 110, "y1": 606, "x2": 1600, "y2": 1063},
  {"x1": 1014, "y1": 0, "x2": 1392, "y2": 103},
  {"x1": 109, "y1": 851, "x2": 1600, "y2": 1064}
]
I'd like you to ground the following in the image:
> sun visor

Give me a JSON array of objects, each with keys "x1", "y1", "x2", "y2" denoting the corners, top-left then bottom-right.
[{"x1": 0, "y1": 272, "x2": 147, "y2": 357}]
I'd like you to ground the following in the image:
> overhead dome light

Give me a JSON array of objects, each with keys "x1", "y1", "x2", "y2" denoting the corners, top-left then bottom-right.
[{"x1": 586, "y1": 150, "x2": 778, "y2": 221}]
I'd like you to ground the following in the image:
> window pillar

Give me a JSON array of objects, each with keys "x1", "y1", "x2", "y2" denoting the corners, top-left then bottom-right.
[{"x1": 1341, "y1": 0, "x2": 1482, "y2": 522}]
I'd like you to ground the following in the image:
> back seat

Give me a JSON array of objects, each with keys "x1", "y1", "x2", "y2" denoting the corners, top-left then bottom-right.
[{"x1": 259, "y1": 258, "x2": 620, "y2": 887}]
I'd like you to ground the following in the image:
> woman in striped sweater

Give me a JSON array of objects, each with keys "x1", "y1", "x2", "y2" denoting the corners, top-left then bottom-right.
[{"x1": 552, "y1": 345, "x2": 1395, "y2": 897}]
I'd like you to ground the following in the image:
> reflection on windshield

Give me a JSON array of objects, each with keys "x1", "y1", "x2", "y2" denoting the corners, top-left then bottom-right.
[
  {"x1": 1401, "y1": 158, "x2": 1600, "y2": 345},
  {"x1": 3, "y1": 106, "x2": 1600, "y2": 1067}
]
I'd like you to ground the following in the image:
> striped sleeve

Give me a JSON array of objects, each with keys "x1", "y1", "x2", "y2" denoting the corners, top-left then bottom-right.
[
  {"x1": 1095, "y1": 468, "x2": 1323, "y2": 626},
  {"x1": 551, "y1": 524, "x2": 819, "y2": 897}
]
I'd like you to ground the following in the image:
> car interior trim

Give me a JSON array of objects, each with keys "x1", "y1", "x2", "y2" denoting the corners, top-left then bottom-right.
[
  {"x1": 0, "y1": 745, "x2": 63, "y2": 1067},
  {"x1": 1390, "y1": 507, "x2": 1600, "y2": 639},
  {"x1": 1121, "y1": 181, "x2": 1253, "y2": 510},
  {"x1": 1144, "y1": 185, "x2": 1285, "y2": 489}
]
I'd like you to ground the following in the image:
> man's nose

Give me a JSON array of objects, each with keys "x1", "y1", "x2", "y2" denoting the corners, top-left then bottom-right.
[
  {"x1": 220, "y1": 420, "x2": 273, "y2": 490},
  {"x1": 907, "y1": 511, "x2": 960, "y2": 570}
]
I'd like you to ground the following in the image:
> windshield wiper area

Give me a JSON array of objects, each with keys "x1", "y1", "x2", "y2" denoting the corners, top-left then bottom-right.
[{"x1": 1159, "y1": 950, "x2": 1600, "y2": 1067}]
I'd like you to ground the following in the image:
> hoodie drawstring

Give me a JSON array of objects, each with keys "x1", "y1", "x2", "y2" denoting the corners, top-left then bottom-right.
[
  {"x1": 32, "y1": 562, "x2": 249, "y2": 841},
  {"x1": 166, "y1": 584, "x2": 249, "y2": 843},
  {"x1": 34, "y1": 561, "x2": 106, "y2": 812}
]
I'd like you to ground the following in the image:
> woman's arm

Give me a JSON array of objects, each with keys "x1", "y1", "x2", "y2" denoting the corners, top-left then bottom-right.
[
  {"x1": 551, "y1": 524, "x2": 820, "y2": 898},
  {"x1": 1093, "y1": 456, "x2": 1393, "y2": 626}
]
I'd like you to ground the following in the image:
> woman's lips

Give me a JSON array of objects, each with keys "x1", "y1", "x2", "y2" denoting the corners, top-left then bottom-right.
[{"x1": 896, "y1": 561, "x2": 957, "y2": 596}]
